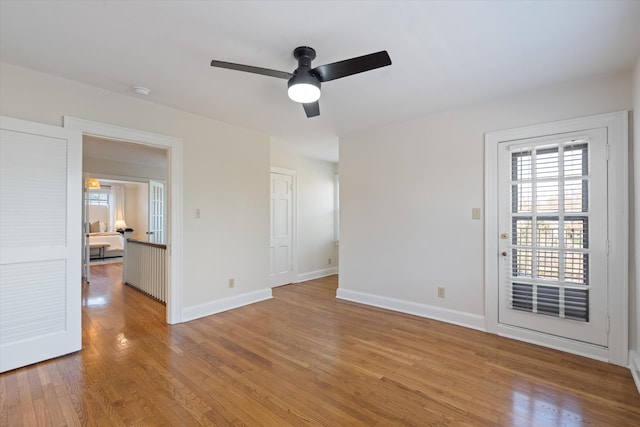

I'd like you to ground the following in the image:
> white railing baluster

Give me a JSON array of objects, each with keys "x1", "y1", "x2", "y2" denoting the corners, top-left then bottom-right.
[{"x1": 123, "y1": 238, "x2": 167, "y2": 303}]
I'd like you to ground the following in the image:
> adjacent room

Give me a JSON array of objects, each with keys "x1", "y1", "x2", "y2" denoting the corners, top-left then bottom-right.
[{"x1": 1, "y1": 1, "x2": 640, "y2": 425}]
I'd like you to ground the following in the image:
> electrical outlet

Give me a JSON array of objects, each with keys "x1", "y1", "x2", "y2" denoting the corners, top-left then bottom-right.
[
  {"x1": 228, "y1": 278, "x2": 235, "y2": 288},
  {"x1": 328, "y1": 258, "x2": 332, "y2": 265},
  {"x1": 437, "y1": 287, "x2": 445, "y2": 298}
]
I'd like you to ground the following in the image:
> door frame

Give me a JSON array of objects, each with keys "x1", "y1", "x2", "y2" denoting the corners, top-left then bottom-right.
[
  {"x1": 270, "y1": 166, "x2": 297, "y2": 286},
  {"x1": 484, "y1": 111, "x2": 628, "y2": 366},
  {"x1": 64, "y1": 117, "x2": 183, "y2": 324}
]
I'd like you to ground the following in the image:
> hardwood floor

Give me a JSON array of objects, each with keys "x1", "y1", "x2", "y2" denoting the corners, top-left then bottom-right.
[{"x1": 1, "y1": 264, "x2": 639, "y2": 426}]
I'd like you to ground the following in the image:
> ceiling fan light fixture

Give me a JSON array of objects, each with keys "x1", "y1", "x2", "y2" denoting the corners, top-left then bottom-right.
[{"x1": 287, "y1": 74, "x2": 321, "y2": 103}]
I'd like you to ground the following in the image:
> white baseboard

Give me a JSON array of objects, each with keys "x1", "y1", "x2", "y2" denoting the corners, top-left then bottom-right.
[
  {"x1": 296, "y1": 267, "x2": 338, "y2": 283},
  {"x1": 630, "y1": 350, "x2": 640, "y2": 395},
  {"x1": 336, "y1": 288, "x2": 485, "y2": 331},
  {"x1": 181, "y1": 288, "x2": 272, "y2": 322}
]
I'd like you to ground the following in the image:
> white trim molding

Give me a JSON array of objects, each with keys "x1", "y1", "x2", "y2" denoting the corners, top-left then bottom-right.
[
  {"x1": 630, "y1": 350, "x2": 640, "y2": 395},
  {"x1": 182, "y1": 289, "x2": 272, "y2": 322},
  {"x1": 498, "y1": 324, "x2": 608, "y2": 362},
  {"x1": 63, "y1": 116, "x2": 184, "y2": 325},
  {"x1": 296, "y1": 267, "x2": 338, "y2": 283},
  {"x1": 484, "y1": 111, "x2": 629, "y2": 366},
  {"x1": 336, "y1": 289, "x2": 485, "y2": 331}
]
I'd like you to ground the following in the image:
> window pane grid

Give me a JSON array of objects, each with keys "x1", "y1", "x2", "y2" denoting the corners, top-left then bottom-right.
[
  {"x1": 512, "y1": 219, "x2": 532, "y2": 246},
  {"x1": 512, "y1": 183, "x2": 532, "y2": 213},
  {"x1": 512, "y1": 249, "x2": 532, "y2": 278},
  {"x1": 511, "y1": 150, "x2": 532, "y2": 181},
  {"x1": 87, "y1": 189, "x2": 110, "y2": 206},
  {"x1": 564, "y1": 179, "x2": 588, "y2": 213},
  {"x1": 536, "y1": 148, "x2": 559, "y2": 179},
  {"x1": 536, "y1": 218, "x2": 559, "y2": 247},
  {"x1": 536, "y1": 181, "x2": 559, "y2": 213},
  {"x1": 508, "y1": 141, "x2": 590, "y2": 322},
  {"x1": 564, "y1": 143, "x2": 588, "y2": 177},
  {"x1": 565, "y1": 252, "x2": 588, "y2": 284},
  {"x1": 509, "y1": 283, "x2": 588, "y2": 322},
  {"x1": 564, "y1": 217, "x2": 588, "y2": 248},
  {"x1": 536, "y1": 250, "x2": 560, "y2": 280}
]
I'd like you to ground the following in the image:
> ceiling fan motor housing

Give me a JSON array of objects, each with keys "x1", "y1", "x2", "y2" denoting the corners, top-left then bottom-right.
[
  {"x1": 288, "y1": 46, "x2": 321, "y2": 103},
  {"x1": 293, "y1": 46, "x2": 316, "y2": 67}
]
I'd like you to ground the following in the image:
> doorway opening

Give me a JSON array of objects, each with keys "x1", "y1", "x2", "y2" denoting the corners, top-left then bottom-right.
[{"x1": 65, "y1": 117, "x2": 183, "y2": 324}]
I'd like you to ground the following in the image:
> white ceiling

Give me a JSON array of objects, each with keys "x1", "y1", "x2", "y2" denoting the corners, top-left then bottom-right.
[{"x1": 2, "y1": 1, "x2": 640, "y2": 163}]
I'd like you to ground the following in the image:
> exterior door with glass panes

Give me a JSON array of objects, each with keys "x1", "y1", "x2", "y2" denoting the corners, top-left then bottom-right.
[{"x1": 497, "y1": 128, "x2": 608, "y2": 346}]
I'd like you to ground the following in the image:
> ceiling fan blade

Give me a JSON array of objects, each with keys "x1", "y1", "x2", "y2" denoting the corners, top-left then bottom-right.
[
  {"x1": 312, "y1": 51, "x2": 391, "y2": 82},
  {"x1": 302, "y1": 101, "x2": 320, "y2": 118},
  {"x1": 210, "y1": 60, "x2": 293, "y2": 79}
]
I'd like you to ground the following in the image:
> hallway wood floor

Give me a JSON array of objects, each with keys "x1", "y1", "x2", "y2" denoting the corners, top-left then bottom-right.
[{"x1": 1, "y1": 264, "x2": 639, "y2": 426}]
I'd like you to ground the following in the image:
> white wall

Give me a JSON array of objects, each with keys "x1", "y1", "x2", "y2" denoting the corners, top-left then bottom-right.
[
  {"x1": 124, "y1": 182, "x2": 149, "y2": 241},
  {"x1": 84, "y1": 156, "x2": 166, "y2": 181},
  {"x1": 271, "y1": 145, "x2": 338, "y2": 281},
  {"x1": 0, "y1": 62, "x2": 271, "y2": 313},
  {"x1": 339, "y1": 71, "x2": 633, "y2": 327},
  {"x1": 87, "y1": 205, "x2": 109, "y2": 228}
]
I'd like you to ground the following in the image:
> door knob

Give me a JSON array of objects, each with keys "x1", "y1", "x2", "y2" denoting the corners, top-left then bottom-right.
[{"x1": 501, "y1": 251, "x2": 508, "y2": 257}]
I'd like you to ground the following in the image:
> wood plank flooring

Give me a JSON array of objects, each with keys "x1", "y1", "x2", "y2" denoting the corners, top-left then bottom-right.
[{"x1": 1, "y1": 263, "x2": 639, "y2": 426}]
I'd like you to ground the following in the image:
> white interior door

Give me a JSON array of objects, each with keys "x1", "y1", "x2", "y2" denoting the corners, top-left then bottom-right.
[
  {"x1": 497, "y1": 128, "x2": 608, "y2": 346},
  {"x1": 0, "y1": 116, "x2": 82, "y2": 373},
  {"x1": 148, "y1": 180, "x2": 164, "y2": 243},
  {"x1": 270, "y1": 171, "x2": 294, "y2": 286}
]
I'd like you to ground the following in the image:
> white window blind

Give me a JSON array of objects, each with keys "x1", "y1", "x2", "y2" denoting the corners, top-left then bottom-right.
[{"x1": 509, "y1": 141, "x2": 590, "y2": 322}]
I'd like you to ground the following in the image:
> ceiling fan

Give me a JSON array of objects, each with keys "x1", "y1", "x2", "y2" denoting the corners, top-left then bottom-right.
[{"x1": 210, "y1": 46, "x2": 392, "y2": 118}]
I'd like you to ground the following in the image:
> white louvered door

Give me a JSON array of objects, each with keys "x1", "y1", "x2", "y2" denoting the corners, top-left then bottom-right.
[
  {"x1": 0, "y1": 116, "x2": 82, "y2": 373},
  {"x1": 497, "y1": 128, "x2": 608, "y2": 347}
]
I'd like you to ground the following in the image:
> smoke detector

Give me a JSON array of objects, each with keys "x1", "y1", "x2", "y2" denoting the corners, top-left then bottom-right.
[{"x1": 132, "y1": 86, "x2": 150, "y2": 95}]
